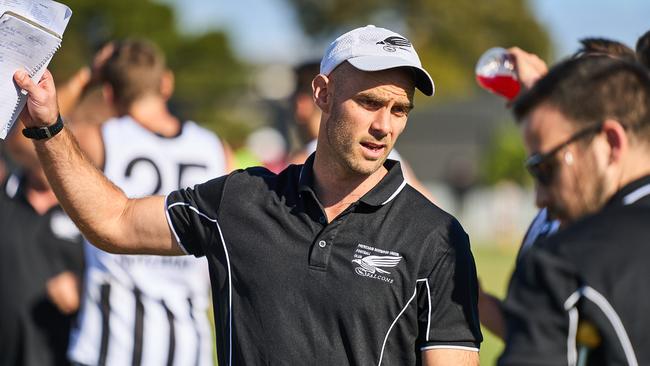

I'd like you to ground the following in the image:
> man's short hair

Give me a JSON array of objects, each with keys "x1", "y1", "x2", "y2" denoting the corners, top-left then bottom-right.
[
  {"x1": 636, "y1": 30, "x2": 650, "y2": 70},
  {"x1": 574, "y1": 37, "x2": 637, "y2": 62},
  {"x1": 292, "y1": 61, "x2": 320, "y2": 99},
  {"x1": 101, "y1": 39, "x2": 166, "y2": 109},
  {"x1": 513, "y1": 56, "x2": 650, "y2": 141}
]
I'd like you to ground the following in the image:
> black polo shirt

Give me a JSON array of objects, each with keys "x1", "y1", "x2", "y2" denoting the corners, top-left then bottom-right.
[
  {"x1": 0, "y1": 175, "x2": 84, "y2": 366},
  {"x1": 166, "y1": 155, "x2": 482, "y2": 366},
  {"x1": 499, "y1": 175, "x2": 650, "y2": 366}
]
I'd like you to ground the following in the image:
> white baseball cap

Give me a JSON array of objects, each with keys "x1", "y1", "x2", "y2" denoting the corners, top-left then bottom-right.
[{"x1": 320, "y1": 25, "x2": 435, "y2": 96}]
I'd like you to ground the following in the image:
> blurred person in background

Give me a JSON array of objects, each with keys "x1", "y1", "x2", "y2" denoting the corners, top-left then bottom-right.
[
  {"x1": 244, "y1": 125, "x2": 288, "y2": 173},
  {"x1": 478, "y1": 37, "x2": 637, "y2": 339},
  {"x1": 0, "y1": 121, "x2": 84, "y2": 366},
  {"x1": 15, "y1": 25, "x2": 482, "y2": 365},
  {"x1": 60, "y1": 39, "x2": 232, "y2": 366},
  {"x1": 498, "y1": 54, "x2": 650, "y2": 365},
  {"x1": 288, "y1": 60, "x2": 436, "y2": 202}
]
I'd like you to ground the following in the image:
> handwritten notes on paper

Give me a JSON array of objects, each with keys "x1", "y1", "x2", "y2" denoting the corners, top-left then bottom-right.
[{"x1": 0, "y1": 0, "x2": 70, "y2": 139}]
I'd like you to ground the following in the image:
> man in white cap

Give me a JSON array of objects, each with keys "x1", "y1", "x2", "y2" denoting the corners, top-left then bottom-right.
[{"x1": 14, "y1": 25, "x2": 481, "y2": 365}]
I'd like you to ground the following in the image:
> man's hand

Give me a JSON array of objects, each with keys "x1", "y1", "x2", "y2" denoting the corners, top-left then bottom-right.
[
  {"x1": 90, "y1": 42, "x2": 115, "y2": 84},
  {"x1": 507, "y1": 47, "x2": 548, "y2": 90},
  {"x1": 46, "y1": 271, "x2": 80, "y2": 315},
  {"x1": 14, "y1": 69, "x2": 59, "y2": 128}
]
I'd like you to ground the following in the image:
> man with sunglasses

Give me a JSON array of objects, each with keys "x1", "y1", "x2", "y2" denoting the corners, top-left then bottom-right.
[
  {"x1": 478, "y1": 38, "x2": 637, "y2": 340},
  {"x1": 498, "y1": 55, "x2": 650, "y2": 365}
]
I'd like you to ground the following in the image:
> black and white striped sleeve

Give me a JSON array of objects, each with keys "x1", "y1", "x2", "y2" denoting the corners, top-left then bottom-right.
[{"x1": 165, "y1": 175, "x2": 228, "y2": 257}]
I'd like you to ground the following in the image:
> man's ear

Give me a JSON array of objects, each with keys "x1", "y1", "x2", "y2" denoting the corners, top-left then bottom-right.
[
  {"x1": 160, "y1": 70, "x2": 174, "y2": 100},
  {"x1": 602, "y1": 119, "x2": 627, "y2": 165},
  {"x1": 102, "y1": 84, "x2": 114, "y2": 106},
  {"x1": 312, "y1": 74, "x2": 331, "y2": 114}
]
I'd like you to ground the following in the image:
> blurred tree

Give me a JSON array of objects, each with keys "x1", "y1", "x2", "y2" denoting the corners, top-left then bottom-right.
[
  {"x1": 50, "y1": 0, "x2": 253, "y2": 146},
  {"x1": 481, "y1": 121, "x2": 531, "y2": 186},
  {"x1": 286, "y1": 0, "x2": 551, "y2": 100}
]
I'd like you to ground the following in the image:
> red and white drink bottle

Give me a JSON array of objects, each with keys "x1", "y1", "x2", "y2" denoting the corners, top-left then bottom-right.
[{"x1": 475, "y1": 47, "x2": 521, "y2": 100}]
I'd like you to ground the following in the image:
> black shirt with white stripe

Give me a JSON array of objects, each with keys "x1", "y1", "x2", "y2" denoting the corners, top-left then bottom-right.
[
  {"x1": 499, "y1": 175, "x2": 650, "y2": 366},
  {"x1": 166, "y1": 155, "x2": 482, "y2": 366}
]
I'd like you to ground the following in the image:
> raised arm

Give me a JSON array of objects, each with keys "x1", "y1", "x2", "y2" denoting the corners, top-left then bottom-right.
[{"x1": 14, "y1": 69, "x2": 182, "y2": 256}]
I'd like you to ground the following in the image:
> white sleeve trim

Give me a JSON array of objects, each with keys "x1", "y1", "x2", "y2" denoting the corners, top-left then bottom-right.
[
  {"x1": 164, "y1": 195, "x2": 189, "y2": 255},
  {"x1": 420, "y1": 345, "x2": 479, "y2": 352}
]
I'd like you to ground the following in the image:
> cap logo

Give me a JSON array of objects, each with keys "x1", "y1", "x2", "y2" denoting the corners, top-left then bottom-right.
[{"x1": 376, "y1": 36, "x2": 412, "y2": 52}]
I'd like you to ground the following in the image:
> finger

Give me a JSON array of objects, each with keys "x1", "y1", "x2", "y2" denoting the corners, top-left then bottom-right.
[
  {"x1": 530, "y1": 55, "x2": 548, "y2": 74},
  {"x1": 36, "y1": 69, "x2": 57, "y2": 92},
  {"x1": 14, "y1": 69, "x2": 37, "y2": 93}
]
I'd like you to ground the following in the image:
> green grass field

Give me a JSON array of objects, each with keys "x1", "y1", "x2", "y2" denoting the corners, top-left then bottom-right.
[
  {"x1": 473, "y1": 244, "x2": 519, "y2": 365},
  {"x1": 208, "y1": 244, "x2": 519, "y2": 365}
]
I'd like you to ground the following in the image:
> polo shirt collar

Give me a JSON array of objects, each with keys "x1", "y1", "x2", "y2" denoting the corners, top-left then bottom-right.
[
  {"x1": 606, "y1": 174, "x2": 650, "y2": 207},
  {"x1": 298, "y1": 153, "x2": 407, "y2": 207}
]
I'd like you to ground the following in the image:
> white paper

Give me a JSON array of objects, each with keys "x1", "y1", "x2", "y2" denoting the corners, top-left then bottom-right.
[
  {"x1": 0, "y1": 0, "x2": 71, "y2": 36},
  {"x1": 0, "y1": 0, "x2": 70, "y2": 139}
]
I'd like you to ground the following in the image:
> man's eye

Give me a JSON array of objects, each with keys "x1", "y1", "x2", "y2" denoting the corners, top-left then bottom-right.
[
  {"x1": 359, "y1": 99, "x2": 383, "y2": 110},
  {"x1": 392, "y1": 106, "x2": 409, "y2": 117}
]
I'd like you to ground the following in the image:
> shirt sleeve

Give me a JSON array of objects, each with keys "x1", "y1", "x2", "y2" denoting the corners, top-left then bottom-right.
[
  {"x1": 166, "y1": 175, "x2": 229, "y2": 257},
  {"x1": 418, "y1": 218, "x2": 482, "y2": 352},
  {"x1": 498, "y1": 247, "x2": 579, "y2": 366}
]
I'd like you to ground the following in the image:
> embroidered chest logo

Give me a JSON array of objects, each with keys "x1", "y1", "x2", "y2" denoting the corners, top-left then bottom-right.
[{"x1": 352, "y1": 244, "x2": 402, "y2": 284}]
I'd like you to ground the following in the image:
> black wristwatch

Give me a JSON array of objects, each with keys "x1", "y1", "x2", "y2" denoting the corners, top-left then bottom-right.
[{"x1": 22, "y1": 115, "x2": 64, "y2": 140}]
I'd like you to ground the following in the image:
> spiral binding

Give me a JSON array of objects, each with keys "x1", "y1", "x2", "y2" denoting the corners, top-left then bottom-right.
[{"x1": 27, "y1": 43, "x2": 61, "y2": 78}]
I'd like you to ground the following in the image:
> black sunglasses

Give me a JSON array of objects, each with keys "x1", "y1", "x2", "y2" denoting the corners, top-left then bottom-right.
[{"x1": 525, "y1": 122, "x2": 603, "y2": 186}]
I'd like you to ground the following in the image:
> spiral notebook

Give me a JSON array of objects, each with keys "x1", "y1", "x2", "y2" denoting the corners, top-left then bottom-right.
[{"x1": 0, "y1": 11, "x2": 62, "y2": 139}]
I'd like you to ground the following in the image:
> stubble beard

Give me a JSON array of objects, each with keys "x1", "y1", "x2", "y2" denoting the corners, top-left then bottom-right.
[
  {"x1": 559, "y1": 155, "x2": 609, "y2": 224},
  {"x1": 326, "y1": 115, "x2": 387, "y2": 177}
]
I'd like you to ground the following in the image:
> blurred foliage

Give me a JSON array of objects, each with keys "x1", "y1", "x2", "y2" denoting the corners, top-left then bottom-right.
[
  {"x1": 286, "y1": 0, "x2": 552, "y2": 100},
  {"x1": 49, "y1": 0, "x2": 254, "y2": 147},
  {"x1": 481, "y1": 121, "x2": 532, "y2": 186}
]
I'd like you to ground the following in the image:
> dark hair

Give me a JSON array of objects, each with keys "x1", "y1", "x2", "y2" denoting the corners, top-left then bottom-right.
[
  {"x1": 636, "y1": 30, "x2": 650, "y2": 70},
  {"x1": 513, "y1": 56, "x2": 650, "y2": 141},
  {"x1": 101, "y1": 39, "x2": 166, "y2": 109},
  {"x1": 573, "y1": 37, "x2": 637, "y2": 62},
  {"x1": 292, "y1": 61, "x2": 320, "y2": 99}
]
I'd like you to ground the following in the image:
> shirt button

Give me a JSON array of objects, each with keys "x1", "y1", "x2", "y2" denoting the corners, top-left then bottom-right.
[{"x1": 318, "y1": 240, "x2": 327, "y2": 248}]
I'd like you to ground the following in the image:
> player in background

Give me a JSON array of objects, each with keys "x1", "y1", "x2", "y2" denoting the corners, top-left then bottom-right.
[{"x1": 62, "y1": 39, "x2": 233, "y2": 366}]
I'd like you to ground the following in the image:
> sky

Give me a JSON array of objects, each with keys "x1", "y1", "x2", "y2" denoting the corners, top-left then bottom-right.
[{"x1": 160, "y1": 0, "x2": 650, "y2": 64}]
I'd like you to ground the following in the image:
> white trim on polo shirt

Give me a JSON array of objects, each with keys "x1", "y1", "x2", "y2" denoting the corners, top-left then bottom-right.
[
  {"x1": 165, "y1": 196, "x2": 189, "y2": 255},
  {"x1": 623, "y1": 183, "x2": 650, "y2": 205},
  {"x1": 420, "y1": 345, "x2": 480, "y2": 352},
  {"x1": 420, "y1": 278, "x2": 432, "y2": 341},
  {"x1": 563, "y1": 286, "x2": 638, "y2": 366},
  {"x1": 378, "y1": 282, "x2": 418, "y2": 365},
  {"x1": 165, "y1": 200, "x2": 234, "y2": 366},
  {"x1": 381, "y1": 179, "x2": 407, "y2": 205}
]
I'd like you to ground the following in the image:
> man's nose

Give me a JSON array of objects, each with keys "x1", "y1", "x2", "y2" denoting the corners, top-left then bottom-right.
[{"x1": 370, "y1": 108, "x2": 391, "y2": 136}]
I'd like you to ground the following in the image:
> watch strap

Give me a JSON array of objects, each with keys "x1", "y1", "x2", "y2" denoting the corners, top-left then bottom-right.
[{"x1": 22, "y1": 115, "x2": 64, "y2": 140}]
